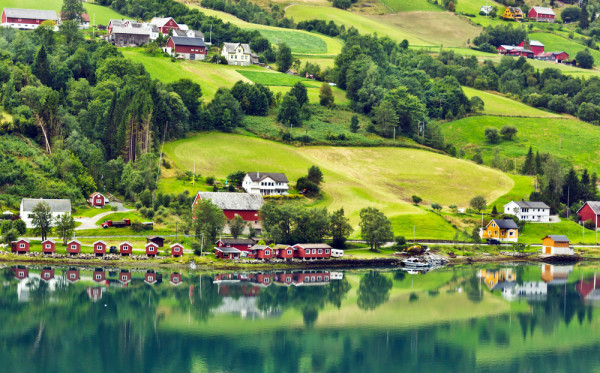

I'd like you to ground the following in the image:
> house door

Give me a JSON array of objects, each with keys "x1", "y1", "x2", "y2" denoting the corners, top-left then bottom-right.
[
  {"x1": 545, "y1": 247, "x2": 551, "y2": 254},
  {"x1": 190, "y1": 54, "x2": 195, "y2": 60}
]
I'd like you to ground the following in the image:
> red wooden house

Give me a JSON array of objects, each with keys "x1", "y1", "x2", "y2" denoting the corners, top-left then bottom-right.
[
  {"x1": 536, "y1": 51, "x2": 569, "y2": 62},
  {"x1": 93, "y1": 268, "x2": 106, "y2": 283},
  {"x1": 170, "y1": 272, "x2": 183, "y2": 286},
  {"x1": 275, "y1": 245, "x2": 295, "y2": 260},
  {"x1": 145, "y1": 242, "x2": 159, "y2": 257},
  {"x1": 577, "y1": 202, "x2": 600, "y2": 229},
  {"x1": 247, "y1": 245, "x2": 273, "y2": 260},
  {"x1": 41, "y1": 268, "x2": 55, "y2": 282},
  {"x1": 1, "y1": 8, "x2": 58, "y2": 29},
  {"x1": 93, "y1": 240, "x2": 107, "y2": 256},
  {"x1": 165, "y1": 36, "x2": 207, "y2": 60},
  {"x1": 119, "y1": 242, "x2": 133, "y2": 256},
  {"x1": 88, "y1": 192, "x2": 108, "y2": 207},
  {"x1": 292, "y1": 243, "x2": 332, "y2": 260},
  {"x1": 497, "y1": 45, "x2": 534, "y2": 58},
  {"x1": 42, "y1": 239, "x2": 55, "y2": 254},
  {"x1": 528, "y1": 6, "x2": 555, "y2": 23},
  {"x1": 150, "y1": 17, "x2": 180, "y2": 34},
  {"x1": 215, "y1": 246, "x2": 241, "y2": 259},
  {"x1": 66, "y1": 268, "x2": 80, "y2": 283},
  {"x1": 144, "y1": 271, "x2": 158, "y2": 285},
  {"x1": 11, "y1": 266, "x2": 28, "y2": 280},
  {"x1": 66, "y1": 240, "x2": 82, "y2": 255},
  {"x1": 118, "y1": 270, "x2": 131, "y2": 285},
  {"x1": 10, "y1": 239, "x2": 29, "y2": 254},
  {"x1": 518, "y1": 40, "x2": 544, "y2": 55},
  {"x1": 193, "y1": 192, "x2": 264, "y2": 225},
  {"x1": 171, "y1": 243, "x2": 184, "y2": 257},
  {"x1": 216, "y1": 238, "x2": 256, "y2": 252}
]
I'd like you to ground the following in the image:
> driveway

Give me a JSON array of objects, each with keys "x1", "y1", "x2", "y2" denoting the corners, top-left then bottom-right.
[{"x1": 75, "y1": 202, "x2": 131, "y2": 230}]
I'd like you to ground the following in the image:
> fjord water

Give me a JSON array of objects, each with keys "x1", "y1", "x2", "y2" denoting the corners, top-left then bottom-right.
[{"x1": 2, "y1": 264, "x2": 600, "y2": 373}]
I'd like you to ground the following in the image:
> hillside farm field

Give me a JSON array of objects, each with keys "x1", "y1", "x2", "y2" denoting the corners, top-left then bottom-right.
[
  {"x1": 461, "y1": 87, "x2": 561, "y2": 118},
  {"x1": 529, "y1": 32, "x2": 600, "y2": 65},
  {"x1": 163, "y1": 132, "x2": 514, "y2": 238},
  {"x1": 0, "y1": 0, "x2": 126, "y2": 24},
  {"x1": 377, "y1": 0, "x2": 442, "y2": 12}
]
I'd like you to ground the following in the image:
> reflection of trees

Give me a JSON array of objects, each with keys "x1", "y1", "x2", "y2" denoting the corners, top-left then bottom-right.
[
  {"x1": 464, "y1": 273, "x2": 483, "y2": 303},
  {"x1": 393, "y1": 270, "x2": 406, "y2": 282},
  {"x1": 357, "y1": 271, "x2": 392, "y2": 310},
  {"x1": 173, "y1": 275, "x2": 222, "y2": 322}
]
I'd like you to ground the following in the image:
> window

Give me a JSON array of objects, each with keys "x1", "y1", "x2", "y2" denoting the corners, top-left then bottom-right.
[
  {"x1": 265, "y1": 250, "x2": 270, "y2": 255},
  {"x1": 264, "y1": 277, "x2": 270, "y2": 283},
  {"x1": 18, "y1": 271, "x2": 24, "y2": 277},
  {"x1": 173, "y1": 277, "x2": 179, "y2": 283},
  {"x1": 318, "y1": 249, "x2": 323, "y2": 254},
  {"x1": 71, "y1": 245, "x2": 76, "y2": 250},
  {"x1": 324, "y1": 276, "x2": 329, "y2": 281},
  {"x1": 317, "y1": 276, "x2": 322, "y2": 281},
  {"x1": 121, "y1": 275, "x2": 127, "y2": 281},
  {"x1": 95, "y1": 274, "x2": 102, "y2": 280},
  {"x1": 174, "y1": 247, "x2": 180, "y2": 252},
  {"x1": 305, "y1": 249, "x2": 310, "y2": 255},
  {"x1": 97, "y1": 245, "x2": 102, "y2": 250},
  {"x1": 312, "y1": 249, "x2": 317, "y2": 254},
  {"x1": 311, "y1": 276, "x2": 316, "y2": 281},
  {"x1": 45, "y1": 244, "x2": 50, "y2": 249},
  {"x1": 148, "y1": 276, "x2": 154, "y2": 281},
  {"x1": 20, "y1": 243, "x2": 25, "y2": 248},
  {"x1": 44, "y1": 273, "x2": 50, "y2": 278},
  {"x1": 287, "y1": 250, "x2": 292, "y2": 255},
  {"x1": 325, "y1": 249, "x2": 330, "y2": 254},
  {"x1": 69, "y1": 273, "x2": 76, "y2": 279}
]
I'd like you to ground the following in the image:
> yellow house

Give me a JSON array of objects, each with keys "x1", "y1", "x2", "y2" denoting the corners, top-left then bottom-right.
[
  {"x1": 502, "y1": 6, "x2": 524, "y2": 20},
  {"x1": 480, "y1": 218, "x2": 519, "y2": 242}
]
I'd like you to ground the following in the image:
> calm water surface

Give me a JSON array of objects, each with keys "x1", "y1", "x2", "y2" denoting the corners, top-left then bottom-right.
[{"x1": 2, "y1": 263, "x2": 600, "y2": 372}]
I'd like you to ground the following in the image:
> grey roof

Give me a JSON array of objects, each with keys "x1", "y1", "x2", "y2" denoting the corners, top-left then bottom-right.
[
  {"x1": 3, "y1": 8, "x2": 58, "y2": 20},
  {"x1": 189, "y1": 30, "x2": 205, "y2": 38},
  {"x1": 294, "y1": 243, "x2": 333, "y2": 249},
  {"x1": 21, "y1": 198, "x2": 71, "y2": 213},
  {"x1": 172, "y1": 29, "x2": 187, "y2": 36},
  {"x1": 512, "y1": 201, "x2": 550, "y2": 209},
  {"x1": 545, "y1": 235, "x2": 569, "y2": 243},
  {"x1": 170, "y1": 36, "x2": 205, "y2": 47},
  {"x1": 246, "y1": 172, "x2": 288, "y2": 183},
  {"x1": 579, "y1": 201, "x2": 600, "y2": 215},
  {"x1": 531, "y1": 6, "x2": 555, "y2": 16},
  {"x1": 150, "y1": 17, "x2": 174, "y2": 27},
  {"x1": 197, "y1": 192, "x2": 264, "y2": 211},
  {"x1": 222, "y1": 42, "x2": 251, "y2": 54},
  {"x1": 110, "y1": 26, "x2": 151, "y2": 35},
  {"x1": 219, "y1": 238, "x2": 255, "y2": 245},
  {"x1": 251, "y1": 245, "x2": 272, "y2": 251},
  {"x1": 216, "y1": 246, "x2": 241, "y2": 254},
  {"x1": 528, "y1": 40, "x2": 544, "y2": 47},
  {"x1": 492, "y1": 219, "x2": 519, "y2": 230}
]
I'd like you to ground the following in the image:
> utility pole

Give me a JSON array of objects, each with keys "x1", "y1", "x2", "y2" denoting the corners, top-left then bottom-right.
[
  {"x1": 193, "y1": 162, "x2": 195, "y2": 186},
  {"x1": 201, "y1": 232, "x2": 205, "y2": 257},
  {"x1": 393, "y1": 127, "x2": 396, "y2": 141},
  {"x1": 567, "y1": 187, "x2": 570, "y2": 220}
]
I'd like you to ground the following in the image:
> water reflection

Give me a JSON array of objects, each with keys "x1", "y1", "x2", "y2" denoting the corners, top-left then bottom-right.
[{"x1": 2, "y1": 264, "x2": 600, "y2": 372}]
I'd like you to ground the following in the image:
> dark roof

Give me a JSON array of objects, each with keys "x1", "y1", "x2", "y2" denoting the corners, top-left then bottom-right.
[
  {"x1": 219, "y1": 238, "x2": 255, "y2": 245},
  {"x1": 491, "y1": 219, "x2": 519, "y2": 229},
  {"x1": 3, "y1": 8, "x2": 58, "y2": 20},
  {"x1": 511, "y1": 201, "x2": 550, "y2": 209},
  {"x1": 171, "y1": 36, "x2": 205, "y2": 47},
  {"x1": 196, "y1": 192, "x2": 264, "y2": 211},
  {"x1": 246, "y1": 172, "x2": 289, "y2": 183},
  {"x1": 215, "y1": 246, "x2": 241, "y2": 253},
  {"x1": 545, "y1": 235, "x2": 569, "y2": 243}
]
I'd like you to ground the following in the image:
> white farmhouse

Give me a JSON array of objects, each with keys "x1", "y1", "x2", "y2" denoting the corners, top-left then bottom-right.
[
  {"x1": 20, "y1": 198, "x2": 71, "y2": 228},
  {"x1": 504, "y1": 200, "x2": 550, "y2": 222},
  {"x1": 242, "y1": 172, "x2": 289, "y2": 196},
  {"x1": 221, "y1": 42, "x2": 253, "y2": 66}
]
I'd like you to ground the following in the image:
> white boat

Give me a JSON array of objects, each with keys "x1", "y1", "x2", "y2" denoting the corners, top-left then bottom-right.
[
  {"x1": 402, "y1": 258, "x2": 429, "y2": 268},
  {"x1": 189, "y1": 261, "x2": 197, "y2": 270}
]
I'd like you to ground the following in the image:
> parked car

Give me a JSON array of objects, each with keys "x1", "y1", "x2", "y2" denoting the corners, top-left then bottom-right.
[
  {"x1": 487, "y1": 239, "x2": 501, "y2": 245},
  {"x1": 109, "y1": 246, "x2": 118, "y2": 254}
]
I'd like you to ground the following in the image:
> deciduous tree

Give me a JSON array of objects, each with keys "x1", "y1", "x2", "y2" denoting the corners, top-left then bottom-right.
[
  {"x1": 359, "y1": 207, "x2": 393, "y2": 251},
  {"x1": 229, "y1": 215, "x2": 245, "y2": 239},
  {"x1": 470, "y1": 195, "x2": 487, "y2": 212},
  {"x1": 32, "y1": 201, "x2": 53, "y2": 241},
  {"x1": 55, "y1": 213, "x2": 75, "y2": 245},
  {"x1": 193, "y1": 199, "x2": 227, "y2": 244},
  {"x1": 330, "y1": 208, "x2": 353, "y2": 248}
]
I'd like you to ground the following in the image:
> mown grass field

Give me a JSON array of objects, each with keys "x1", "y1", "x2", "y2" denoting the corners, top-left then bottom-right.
[
  {"x1": 377, "y1": 0, "x2": 442, "y2": 12},
  {"x1": 442, "y1": 116, "x2": 600, "y2": 174},
  {"x1": 236, "y1": 70, "x2": 320, "y2": 87},
  {"x1": 163, "y1": 132, "x2": 514, "y2": 238},
  {"x1": 530, "y1": 32, "x2": 600, "y2": 65},
  {"x1": 519, "y1": 219, "x2": 600, "y2": 245},
  {"x1": 0, "y1": 0, "x2": 126, "y2": 25},
  {"x1": 461, "y1": 86, "x2": 561, "y2": 118}
]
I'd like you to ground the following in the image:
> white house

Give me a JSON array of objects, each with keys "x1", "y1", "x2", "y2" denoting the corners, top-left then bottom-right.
[
  {"x1": 221, "y1": 42, "x2": 253, "y2": 66},
  {"x1": 242, "y1": 172, "x2": 289, "y2": 196},
  {"x1": 20, "y1": 198, "x2": 71, "y2": 228},
  {"x1": 504, "y1": 201, "x2": 550, "y2": 222}
]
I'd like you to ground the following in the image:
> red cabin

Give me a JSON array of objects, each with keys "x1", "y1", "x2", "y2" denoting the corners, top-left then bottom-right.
[
  {"x1": 10, "y1": 239, "x2": 29, "y2": 254},
  {"x1": 93, "y1": 240, "x2": 107, "y2": 256},
  {"x1": 292, "y1": 244, "x2": 332, "y2": 260},
  {"x1": 193, "y1": 192, "x2": 264, "y2": 226},
  {"x1": 11, "y1": 266, "x2": 28, "y2": 280},
  {"x1": 41, "y1": 268, "x2": 55, "y2": 282},
  {"x1": 88, "y1": 192, "x2": 108, "y2": 207},
  {"x1": 66, "y1": 240, "x2": 82, "y2": 255},
  {"x1": 276, "y1": 272, "x2": 295, "y2": 286},
  {"x1": 170, "y1": 273, "x2": 183, "y2": 286},
  {"x1": 150, "y1": 17, "x2": 180, "y2": 34},
  {"x1": 41, "y1": 239, "x2": 55, "y2": 254},
  {"x1": 215, "y1": 246, "x2": 241, "y2": 260},
  {"x1": 66, "y1": 268, "x2": 80, "y2": 283},
  {"x1": 254, "y1": 273, "x2": 275, "y2": 286},
  {"x1": 577, "y1": 202, "x2": 600, "y2": 229},
  {"x1": 1, "y1": 8, "x2": 58, "y2": 29},
  {"x1": 165, "y1": 36, "x2": 207, "y2": 60},
  {"x1": 171, "y1": 243, "x2": 184, "y2": 257},
  {"x1": 248, "y1": 245, "x2": 273, "y2": 260},
  {"x1": 145, "y1": 242, "x2": 159, "y2": 257},
  {"x1": 118, "y1": 270, "x2": 131, "y2": 285},
  {"x1": 216, "y1": 238, "x2": 256, "y2": 252},
  {"x1": 119, "y1": 242, "x2": 133, "y2": 256},
  {"x1": 93, "y1": 269, "x2": 106, "y2": 283},
  {"x1": 144, "y1": 271, "x2": 158, "y2": 285},
  {"x1": 276, "y1": 245, "x2": 295, "y2": 260}
]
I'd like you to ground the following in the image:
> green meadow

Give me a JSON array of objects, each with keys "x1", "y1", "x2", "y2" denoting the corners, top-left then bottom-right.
[
  {"x1": 461, "y1": 86, "x2": 561, "y2": 118},
  {"x1": 236, "y1": 70, "x2": 320, "y2": 87},
  {"x1": 377, "y1": 0, "x2": 442, "y2": 12},
  {"x1": 0, "y1": 0, "x2": 126, "y2": 24},
  {"x1": 530, "y1": 32, "x2": 600, "y2": 64}
]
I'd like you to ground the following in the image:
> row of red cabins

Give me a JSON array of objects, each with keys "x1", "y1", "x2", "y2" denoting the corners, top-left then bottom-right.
[
  {"x1": 214, "y1": 271, "x2": 334, "y2": 290},
  {"x1": 10, "y1": 239, "x2": 185, "y2": 257},
  {"x1": 214, "y1": 238, "x2": 333, "y2": 260}
]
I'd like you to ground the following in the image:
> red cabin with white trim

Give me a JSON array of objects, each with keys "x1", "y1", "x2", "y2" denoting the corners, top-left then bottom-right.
[
  {"x1": 145, "y1": 271, "x2": 158, "y2": 285},
  {"x1": 215, "y1": 246, "x2": 241, "y2": 259},
  {"x1": 10, "y1": 239, "x2": 29, "y2": 254},
  {"x1": 247, "y1": 245, "x2": 273, "y2": 260},
  {"x1": 171, "y1": 243, "x2": 184, "y2": 257},
  {"x1": 145, "y1": 242, "x2": 159, "y2": 257},
  {"x1": 118, "y1": 270, "x2": 131, "y2": 285},
  {"x1": 292, "y1": 244, "x2": 332, "y2": 260},
  {"x1": 41, "y1": 268, "x2": 55, "y2": 281},
  {"x1": 89, "y1": 192, "x2": 108, "y2": 207},
  {"x1": 119, "y1": 242, "x2": 133, "y2": 256},
  {"x1": 170, "y1": 273, "x2": 183, "y2": 286},
  {"x1": 93, "y1": 269, "x2": 106, "y2": 283},
  {"x1": 93, "y1": 240, "x2": 107, "y2": 256},
  {"x1": 66, "y1": 268, "x2": 80, "y2": 283},
  {"x1": 11, "y1": 266, "x2": 28, "y2": 280},
  {"x1": 1, "y1": 8, "x2": 58, "y2": 30},
  {"x1": 42, "y1": 239, "x2": 55, "y2": 254},
  {"x1": 66, "y1": 240, "x2": 82, "y2": 255},
  {"x1": 276, "y1": 246, "x2": 295, "y2": 260},
  {"x1": 216, "y1": 238, "x2": 256, "y2": 252}
]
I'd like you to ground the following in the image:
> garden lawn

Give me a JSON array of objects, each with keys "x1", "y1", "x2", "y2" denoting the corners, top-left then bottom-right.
[
  {"x1": 163, "y1": 132, "x2": 514, "y2": 238},
  {"x1": 0, "y1": 0, "x2": 127, "y2": 24},
  {"x1": 72, "y1": 205, "x2": 112, "y2": 218},
  {"x1": 454, "y1": 0, "x2": 504, "y2": 15},
  {"x1": 461, "y1": 86, "x2": 561, "y2": 118},
  {"x1": 442, "y1": 116, "x2": 600, "y2": 174}
]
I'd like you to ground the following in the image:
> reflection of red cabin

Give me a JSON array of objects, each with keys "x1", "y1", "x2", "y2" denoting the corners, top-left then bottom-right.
[
  {"x1": 93, "y1": 269, "x2": 106, "y2": 283},
  {"x1": 66, "y1": 269, "x2": 80, "y2": 283},
  {"x1": 170, "y1": 273, "x2": 183, "y2": 286},
  {"x1": 144, "y1": 271, "x2": 158, "y2": 285},
  {"x1": 93, "y1": 240, "x2": 107, "y2": 256},
  {"x1": 42, "y1": 239, "x2": 55, "y2": 254},
  {"x1": 66, "y1": 240, "x2": 82, "y2": 255},
  {"x1": 254, "y1": 273, "x2": 275, "y2": 286},
  {"x1": 292, "y1": 244, "x2": 332, "y2": 260},
  {"x1": 41, "y1": 268, "x2": 55, "y2": 281},
  {"x1": 276, "y1": 272, "x2": 295, "y2": 286},
  {"x1": 293, "y1": 271, "x2": 331, "y2": 285},
  {"x1": 10, "y1": 239, "x2": 29, "y2": 254},
  {"x1": 11, "y1": 267, "x2": 28, "y2": 280},
  {"x1": 247, "y1": 245, "x2": 273, "y2": 260},
  {"x1": 216, "y1": 238, "x2": 256, "y2": 251},
  {"x1": 87, "y1": 287, "x2": 104, "y2": 302},
  {"x1": 171, "y1": 243, "x2": 184, "y2": 257},
  {"x1": 118, "y1": 271, "x2": 131, "y2": 285},
  {"x1": 145, "y1": 242, "x2": 159, "y2": 257},
  {"x1": 276, "y1": 246, "x2": 295, "y2": 260},
  {"x1": 88, "y1": 192, "x2": 108, "y2": 207},
  {"x1": 119, "y1": 242, "x2": 133, "y2": 256}
]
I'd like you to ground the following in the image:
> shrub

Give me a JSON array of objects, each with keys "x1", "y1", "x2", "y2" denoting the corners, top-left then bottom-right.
[
  {"x1": 395, "y1": 236, "x2": 406, "y2": 246},
  {"x1": 500, "y1": 126, "x2": 517, "y2": 140},
  {"x1": 485, "y1": 127, "x2": 500, "y2": 143},
  {"x1": 206, "y1": 176, "x2": 215, "y2": 185},
  {"x1": 412, "y1": 195, "x2": 422, "y2": 205}
]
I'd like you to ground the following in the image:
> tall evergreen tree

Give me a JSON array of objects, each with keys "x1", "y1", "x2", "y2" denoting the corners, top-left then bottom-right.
[
  {"x1": 534, "y1": 151, "x2": 543, "y2": 175},
  {"x1": 580, "y1": 6, "x2": 590, "y2": 29},
  {"x1": 521, "y1": 146, "x2": 534, "y2": 175},
  {"x1": 33, "y1": 46, "x2": 51, "y2": 86},
  {"x1": 562, "y1": 168, "x2": 581, "y2": 205}
]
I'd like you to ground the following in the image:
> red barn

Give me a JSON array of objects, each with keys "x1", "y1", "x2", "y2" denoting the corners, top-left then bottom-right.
[
  {"x1": 118, "y1": 270, "x2": 131, "y2": 285},
  {"x1": 88, "y1": 192, "x2": 108, "y2": 207},
  {"x1": 170, "y1": 273, "x2": 183, "y2": 286},
  {"x1": 292, "y1": 243, "x2": 332, "y2": 260},
  {"x1": 1, "y1": 8, "x2": 58, "y2": 29},
  {"x1": 150, "y1": 17, "x2": 180, "y2": 34},
  {"x1": 11, "y1": 266, "x2": 28, "y2": 280},
  {"x1": 497, "y1": 45, "x2": 534, "y2": 58},
  {"x1": 170, "y1": 243, "x2": 184, "y2": 257},
  {"x1": 93, "y1": 240, "x2": 107, "y2": 256},
  {"x1": 518, "y1": 40, "x2": 544, "y2": 55},
  {"x1": 165, "y1": 36, "x2": 207, "y2": 60},
  {"x1": 193, "y1": 192, "x2": 264, "y2": 228},
  {"x1": 216, "y1": 238, "x2": 256, "y2": 252},
  {"x1": 577, "y1": 202, "x2": 600, "y2": 228},
  {"x1": 248, "y1": 245, "x2": 273, "y2": 260},
  {"x1": 119, "y1": 242, "x2": 133, "y2": 256},
  {"x1": 42, "y1": 239, "x2": 55, "y2": 254},
  {"x1": 66, "y1": 240, "x2": 82, "y2": 255},
  {"x1": 528, "y1": 6, "x2": 555, "y2": 23},
  {"x1": 144, "y1": 271, "x2": 158, "y2": 285},
  {"x1": 41, "y1": 268, "x2": 54, "y2": 282},
  {"x1": 10, "y1": 239, "x2": 29, "y2": 254},
  {"x1": 215, "y1": 246, "x2": 241, "y2": 260},
  {"x1": 93, "y1": 269, "x2": 106, "y2": 283},
  {"x1": 145, "y1": 242, "x2": 159, "y2": 257},
  {"x1": 66, "y1": 268, "x2": 80, "y2": 283}
]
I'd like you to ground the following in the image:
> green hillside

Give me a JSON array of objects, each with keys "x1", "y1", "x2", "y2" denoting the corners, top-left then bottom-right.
[
  {"x1": 0, "y1": 0, "x2": 126, "y2": 24},
  {"x1": 530, "y1": 32, "x2": 600, "y2": 64},
  {"x1": 462, "y1": 86, "x2": 561, "y2": 118},
  {"x1": 378, "y1": 0, "x2": 442, "y2": 12}
]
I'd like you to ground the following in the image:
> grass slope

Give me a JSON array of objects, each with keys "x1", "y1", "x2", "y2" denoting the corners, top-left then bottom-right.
[
  {"x1": 461, "y1": 86, "x2": 561, "y2": 118},
  {"x1": 378, "y1": 0, "x2": 442, "y2": 12},
  {"x1": 236, "y1": 70, "x2": 320, "y2": 87},
  {"x1": 442, "y1": 116, "x2": 600, "y2": 173},
  {"x1": 163, "y1": 132, "x2": 513, "y2": 238},
  {"x1": 0, "y1": 0, "x2": 126, "y2": 25},
  {"x1": 530, "y1": 32, "x2": 600, "y2": 65}
]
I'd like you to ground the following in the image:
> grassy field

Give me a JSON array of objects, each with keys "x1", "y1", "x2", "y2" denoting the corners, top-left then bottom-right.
[
  {"x1": 378, "y1": 0, "x2": 442, "y2": 12},
  {"x1": 0, "y1": 0, "x2": 126, "y2": 25},
  {"x1": 454, "y1": 0, "x2": 504, "y2": 15},
  {"x1": 163, "y1": 132, "x2": 514, "y2": 237},
  {"x1": 488, "y1": 175, "x2": 535, "y2": 211},
  {"x1": 519, "y1": 219, "x2": 600, "y2": 245},
  {"x1": 236, "y1": 70, "x2": 320, "y2": 87},
  {"x1": 530, "y1": 32, "x2": 600, "y2": 65},
  {"x1": 461, "y1": 86, "x2": 561, "y2": 118}
]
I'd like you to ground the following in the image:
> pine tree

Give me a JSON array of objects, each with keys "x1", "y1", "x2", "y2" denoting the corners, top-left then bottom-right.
[
  {"x1": 562, "y1": 168, "x2": 581, "y2": 205},
  {"x1": 521, "y1": 146, "x2": 534, "y2": 175},
  {"x1": 534, "y1": 151, "x2": 543, "y2": 175},
  {"x1": 33, "y1": 46, "x2": 51, "y2": 86},
  {"x1": 350, "y1": 115, "x2": 359, "y2": 133},
  {"x1": 491, "y1": 205, "x2": 498, "y2": 215},
  {"x1": 581, "y1": 169, "x2": 591, "y2": 200},
  {"x1": 580, "y1": 6, "x2": 590, "y2": 30}
]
